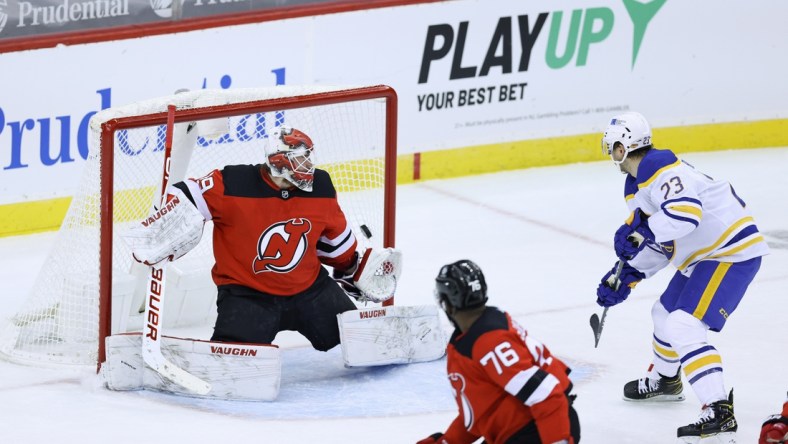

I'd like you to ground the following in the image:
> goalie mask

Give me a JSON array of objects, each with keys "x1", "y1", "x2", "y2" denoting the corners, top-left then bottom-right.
[
  {"x1": 266, "y1": 126, "x2": 315, "y2": 192},
  {"x1": 601, "y1": 111, "x2": 652, "y2": 166},
  {"x1": 435, "y1": 259, "x2": 488, "y2": 311}
]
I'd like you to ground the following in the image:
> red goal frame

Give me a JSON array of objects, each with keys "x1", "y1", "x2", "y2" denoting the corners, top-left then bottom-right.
[{"x1": 96, "y1": 85, "x2": 398, "y2": 368}]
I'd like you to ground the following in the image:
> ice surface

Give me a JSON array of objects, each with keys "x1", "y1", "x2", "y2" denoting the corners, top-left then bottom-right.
[{"x1": 1, "y1": 148, "x2": 786, "y2": 443}]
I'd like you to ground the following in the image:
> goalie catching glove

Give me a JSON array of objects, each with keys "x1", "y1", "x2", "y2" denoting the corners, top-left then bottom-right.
[
  {"x1": 122, "y1": 188, "x2": 206, "y2": 265},
  {"x1": 333, "y1": 248, "x2": 403, "y2": 303}
]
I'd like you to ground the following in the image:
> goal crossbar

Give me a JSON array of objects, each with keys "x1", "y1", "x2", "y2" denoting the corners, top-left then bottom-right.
[
  {"x1": 0, "y1": 84, "x2": 398, "y2": 370},
  {"x1": 98, "y1": 85, "x2": 398, "y2": 369}
]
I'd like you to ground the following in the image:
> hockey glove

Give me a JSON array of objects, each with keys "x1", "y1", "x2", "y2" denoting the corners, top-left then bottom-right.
[
  {"x1": 761, "y1": 414, "x2": 788, "y2": 443},
  {"x1": 416, "y1": 433, "x2": 448, "y2": 444},
  {"x1": 614, "y1": 209, "x2": 654, "y2": 260},
  {"x1": 353, "y1": 248, "x2": 402, "y2": 302},
  {"x1": 333, "y1": 248, "x2": 403, "y2": 303},
  {"x1": 123, "y1": 189, "x2": 206, "y2": 265},
  {"x1": 332, "y1": 251, "x2": 363, "y2": 300},
  {"x1": 596, "y1": 262, "x2": 645, "y2": 307}
]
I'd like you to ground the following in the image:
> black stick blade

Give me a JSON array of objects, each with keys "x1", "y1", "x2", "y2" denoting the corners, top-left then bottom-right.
[{"x1": 590, "y1": 313, "x2": 602, "y2": 348}]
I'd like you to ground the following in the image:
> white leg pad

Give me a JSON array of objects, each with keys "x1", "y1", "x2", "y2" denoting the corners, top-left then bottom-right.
[
  {"x1": 338, "y1": 305, "x2": 446, "y2": 367},
  {"x1": 103, "y1": 334, "x2": 281, "y2": 401}
]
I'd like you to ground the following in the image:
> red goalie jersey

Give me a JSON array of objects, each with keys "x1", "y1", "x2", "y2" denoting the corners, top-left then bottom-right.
[
  {"x1": 177, "y1": 165, "x2": 357, "y2": 296},
  {"x1": 442, "y1": 307, "x2": 574, "y2": 444}
]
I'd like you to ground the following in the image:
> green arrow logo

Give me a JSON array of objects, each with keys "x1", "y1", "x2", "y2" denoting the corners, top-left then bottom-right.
[{"x1": 622, "y1": 0, "x2": 666, "y2": 68}]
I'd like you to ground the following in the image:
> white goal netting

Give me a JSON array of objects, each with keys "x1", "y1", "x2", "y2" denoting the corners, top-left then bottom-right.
[{"x1": 0, "y1": 85, "x2": 397, "y2": 367}]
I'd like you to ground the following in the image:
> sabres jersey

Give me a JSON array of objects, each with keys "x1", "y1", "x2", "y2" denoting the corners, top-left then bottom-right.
[
  {"x1": 441, "y1": 307, "x2": 573, "y2": 444},
  {"x1": 625, "y1": 149, "x2": 769, "y2": 277},
  {"x1": 176, "y1": 165, "x2": 357, "y2": 296}
]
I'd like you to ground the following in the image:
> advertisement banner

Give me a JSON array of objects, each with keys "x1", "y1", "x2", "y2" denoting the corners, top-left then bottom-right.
[
  {"x1": 0, "y1": 0, "x2": 326, "y2": 40},
  {"x1": 0, "y1": 0, "x2": 787, "y2": 208}
]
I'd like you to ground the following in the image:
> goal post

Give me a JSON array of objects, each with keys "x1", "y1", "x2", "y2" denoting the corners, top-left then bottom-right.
[{"x1": 1, "y1": 85, "x2": 398, "y2": 370}]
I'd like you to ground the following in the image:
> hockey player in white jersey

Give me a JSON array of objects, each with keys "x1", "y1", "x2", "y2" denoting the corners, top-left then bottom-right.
[{"x1": 595, "y1": 111, "x2": 769, "y2": 443}]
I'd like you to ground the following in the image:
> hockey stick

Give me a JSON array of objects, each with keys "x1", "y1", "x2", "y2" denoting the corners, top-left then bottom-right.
[
  {"x1": 589, "y1": 260, "x2": 623, "y2": 348},
  {"x1": 590, "y1": 232, "x2": 646, "y2": 348},
  {"x1": 141, "y1": 104, "x2": 211, "y2": 395}
]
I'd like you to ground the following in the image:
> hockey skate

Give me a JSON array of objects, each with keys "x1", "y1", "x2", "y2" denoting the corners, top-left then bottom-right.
[
  {"x1": 623, "y1": 370, "x2": 685, "y2": 402},
  {"x1": 676, "y1": 390, "x2": 737, "y2": 444}
]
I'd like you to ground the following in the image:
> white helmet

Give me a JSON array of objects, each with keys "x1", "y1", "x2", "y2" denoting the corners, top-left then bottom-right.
[
  {"x1": 266, "y1": 126, "x2": 315, "y2": 191},
  {"x1": 601, "y1": 111, "x2": 652, "y2": 165}
]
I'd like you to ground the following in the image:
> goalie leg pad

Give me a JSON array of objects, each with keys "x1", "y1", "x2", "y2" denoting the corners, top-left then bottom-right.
[
  {"x1": 338, "y1": 305, "x2": 446, "y2": 367},
  {"x1": 103, "y1": 334, "x2": 281, "y2": 401}
]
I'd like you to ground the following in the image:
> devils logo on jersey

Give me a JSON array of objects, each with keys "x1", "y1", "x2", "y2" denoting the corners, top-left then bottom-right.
[
  {"x1": 448, "y1": 372, "x2": 475, "y2": 431},
  {"x1": 253, "y1": 218, "x2": 312, "y2": 273}
]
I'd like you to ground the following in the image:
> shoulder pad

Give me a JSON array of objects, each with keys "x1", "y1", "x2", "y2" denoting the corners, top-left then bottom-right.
[
  {"x1": 221, "y1": 164, "x2": 259, "y2": 178},
  {"x1": 624, "y1": 175, "x2": 638, "y2": 201},
  {"x1": 636, "y1": 149, "x2": 680, "y2": 188},
  {"x1": 452, "y1": 307, "x2": 509, "y2": 358},
  {"x1": 309, "y1": 169, "x2": 336, "y2": 198},
  {"x1": 221, "y1": 164, "x2": 269, "y2": 197}
]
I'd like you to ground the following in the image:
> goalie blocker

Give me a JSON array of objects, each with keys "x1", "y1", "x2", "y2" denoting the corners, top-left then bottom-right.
[{"x1": 121, "y1": 187, "x2": 206, "y2": 266}]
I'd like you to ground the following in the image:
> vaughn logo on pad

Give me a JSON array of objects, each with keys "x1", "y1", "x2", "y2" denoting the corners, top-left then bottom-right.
[
  {"x1": 359, "y1": 309, "x2": 386, "y2": 319},
  {"x1": 210, "y1": 346, "x2": 259, "y2": 357}
]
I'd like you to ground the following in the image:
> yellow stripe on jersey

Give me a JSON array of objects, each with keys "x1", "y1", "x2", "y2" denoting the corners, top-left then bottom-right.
[
  {"x1": 692, "y1": 262, "x2": 731, "y2": 319},
  {"x1": 638, "y1": 159, "x2": 682, "y2": 189},
  {"x1": 625, "y1": 193, "x2": 635, "y2": 202},
  {"x1": 707, "y1": 235, "x2": 765, "y2": 260},
  {"x1": 678, "y1": 216, "x2": 754, "y2": 271},
  {"x1": 683, "y1": 353, "x2": 723, "y2": 376},
  {"x1": 667, "y1": 204, "x2": 703, "y2": 220}
]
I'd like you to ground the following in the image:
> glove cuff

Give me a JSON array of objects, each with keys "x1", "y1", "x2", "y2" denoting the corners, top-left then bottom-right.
[{"x1": 333, "y1": 251, "x2": 360, "y2": 279}]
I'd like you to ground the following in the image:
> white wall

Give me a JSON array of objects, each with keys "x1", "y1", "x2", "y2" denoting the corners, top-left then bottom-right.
[{"x1": 1, "y1": 0, "x2": 787, "y2": 203}]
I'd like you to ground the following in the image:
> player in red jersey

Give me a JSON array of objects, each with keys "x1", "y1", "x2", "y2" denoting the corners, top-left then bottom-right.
[
  {"x1": 127, "y1": 126, "x2": 386, "y2": 352},
  {"x1": 760, "y1": 392, "x2": 788, "y2": 444},
  {"x1": 418, "y1": 260, "x2": 580, "y2": 444}
]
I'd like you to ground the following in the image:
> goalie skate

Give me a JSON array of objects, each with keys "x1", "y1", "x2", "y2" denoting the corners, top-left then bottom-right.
[
  {"x1": 677, "y1": 390, "x2": 737, "y2": 444},
  {"x1": 623, "y1": 371, "x2": 685, "y2": 402}
]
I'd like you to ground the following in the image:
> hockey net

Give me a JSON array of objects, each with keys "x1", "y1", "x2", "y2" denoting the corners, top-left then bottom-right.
[{"x1": 0, "y1": 85, "x2": 397, "y2": 367}]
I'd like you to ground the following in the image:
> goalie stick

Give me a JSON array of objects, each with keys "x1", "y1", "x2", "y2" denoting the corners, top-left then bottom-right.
[
  {"x1": 590, "y1": 232, "x2": 645, "y2": 348},
  {"x1": 140, "y1": 104, "x2": 211, "y2": 395}
]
